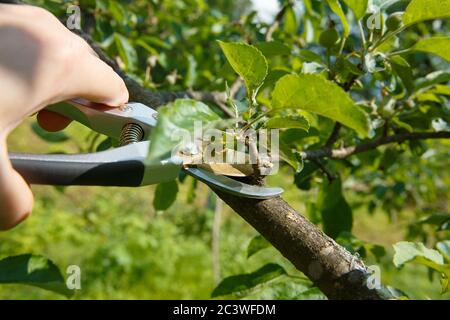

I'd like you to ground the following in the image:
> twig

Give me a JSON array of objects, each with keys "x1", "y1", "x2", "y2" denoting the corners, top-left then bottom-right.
[
  {"x1": 302, "y1": 131, "x2": 450, "y2": 160},
  {"x1": 187, "y1": 90, "x2": 234, "y2": 118}
]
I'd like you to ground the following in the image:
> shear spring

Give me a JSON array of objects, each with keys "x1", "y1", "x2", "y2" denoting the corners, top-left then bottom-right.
[{"x1": 120, "y1": 123, "x2": 144, "y2": 146}]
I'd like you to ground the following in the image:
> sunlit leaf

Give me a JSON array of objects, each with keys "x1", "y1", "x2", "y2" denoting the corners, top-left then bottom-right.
[
  {"x1": 326, "y1": 0, "x2": 350, "y2": 37},
  {"x1": 284, "y1": 5, "x2": 297, "y2": 34},
  {"x1": 266, "y1": 115, "x2": 310, "y2": 131},
  {"x1": 147, "y1": 99, "x2": 220, "y2": 162},
  {"x1": 218, "y1": 41, "x2": 268, "y2": 93},
  {"x1": 411, "y1": 37, "x2": 450, "y2": 62},
  {"x1": 390, "y1": 56, "x2": 414, "y2": 94},
  {"x1": 114, "y1": 33, "x2": 138, "y2": 71},
  {"x1": 342, "y1": 0, "x2": 368, "y2": 19},
  {"x1": 403, "y1": 0, "x2": 450, "y2": 26},
  {"x1": 255, "y1": 41, "x2": 291, "y2": 58},
  {"x1": 393, "y1": 242, "x2": 444, "y2": 267},
  {"x1": 272, "y1": 74, "x2": 370, "y2": 137}
]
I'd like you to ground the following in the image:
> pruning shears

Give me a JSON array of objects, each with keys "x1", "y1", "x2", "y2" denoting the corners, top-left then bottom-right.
[{"x1": 9, "y1": 100, "x2": 283, "y2": 199}]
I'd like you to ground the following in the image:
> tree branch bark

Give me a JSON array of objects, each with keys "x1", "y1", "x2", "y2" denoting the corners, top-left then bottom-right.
[{"x1": 213, "y1": 191, "x2": 387, "y2": 299}]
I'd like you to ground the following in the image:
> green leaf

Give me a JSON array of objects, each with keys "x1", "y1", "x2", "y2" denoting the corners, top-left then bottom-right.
[
  {"x1": 390, "y1": 56, "x2": 414, "y2": 94},
  {"x1": 211, "y1": 263, "x2": 286, "y2": 297},
  {"x1": 369, "y1": 0, "x2": 404, "y2": 11},
  {"x1": 254, "y1": 41, "x2": 291, "y2": 58},
  {"x1": 147, "y1": 99, "x2": 220, "y2": 161},
  {"x1": 298, "y1": 49, "x2": 324, "y2": 63},
  {"x1": 393, "y1": 242, "x2": 450, "y2": 293},
  {"x1": 108, "y1": 1, "x2": 125, "y2": 22},
  {"x1": 139, "y1": 35, "x2": 171, "y2": 50},
  {"x1": 218, "y1": 41, "x2": 268, "y2": 94},
  {"x1": 153, "y1": 180, "x2": 179, "y2": 211},
  {"x1": 342, "y1": 0, "x2": 368, "y2": 19},
  {"x1": 403, "y1": 0, "x2": 450, "y2": 26},
  {"x1": 411, "y1": 37, "x2": 450, "y2": 63},
  {"x1": 114, "y1": 33, "x2": 138, "y2": 71},
  {"x1": 0, "y1": 254, "x2": 72, "y2": 297},
  {"x1": 392, "y1": 117, "x2": 413, "y2": 133},
  {"x1": 272, "y1": 74, "x2": 370, "y2": 137},
  {"x1": 284, "y1": 5, "x2": 297, "y2": 34},
  {"x1": 317, "y1": 177, "x2": 353, "y2": 239},
  {"x1": 247, "y1": 235, "x2": 271, "y2": 258},
  {"x1": 266, "y1": 115, "x2": 310, "y2": 131},
  {"x1": 294, "y1": 161, "x2": 319, "y2": 190},
  {"x1": 279, "y1": 139, "x2": 303, "y2": 172},
  {"x1": 393, "y1": 242, "x2": 444, "y2": 267},
  {"x1": 31, "y1": 122, "x2": 69, "y2": 143},
  {"x1": 326, "y1": 0, "x2": 350, "y2": 37}
]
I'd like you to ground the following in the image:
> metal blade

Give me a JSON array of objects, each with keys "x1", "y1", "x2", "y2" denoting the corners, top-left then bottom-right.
[{"x1": 183, "y1": 167, "x2": 283, "y2": 200}]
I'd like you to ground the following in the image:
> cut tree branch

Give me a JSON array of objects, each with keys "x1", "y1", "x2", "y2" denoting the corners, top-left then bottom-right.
[{"x1": 213, "y1": 190, "x2": 387, "y2": 300}]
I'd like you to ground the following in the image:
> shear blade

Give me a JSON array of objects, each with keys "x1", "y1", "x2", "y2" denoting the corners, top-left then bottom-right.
[{"x1": 183, "y1": 167, "x2": 283, "y2": 200}]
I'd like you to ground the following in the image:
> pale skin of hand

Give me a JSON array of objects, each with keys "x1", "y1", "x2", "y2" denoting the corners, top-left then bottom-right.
[{"x1": 0, "y1": 4, "x2": 129, "y2": 230}]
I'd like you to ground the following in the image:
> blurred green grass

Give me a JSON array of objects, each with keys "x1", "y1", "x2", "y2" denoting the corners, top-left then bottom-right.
[{"x1": 0, "y1": 118, "x2": 448, "y2": 299}]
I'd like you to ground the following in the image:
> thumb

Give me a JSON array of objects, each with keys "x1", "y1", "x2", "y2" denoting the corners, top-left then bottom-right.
[{"x1": 0, "y1": 137, "x2": 33, "y2": 230}]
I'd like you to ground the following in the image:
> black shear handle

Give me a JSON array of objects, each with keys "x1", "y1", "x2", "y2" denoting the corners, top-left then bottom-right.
[
  {"x1": 9, "y1": 153, "x2": 146, "y2": 187},
  {"x1": 9, "y1": 142, "x2": 151, "y2": 187}
]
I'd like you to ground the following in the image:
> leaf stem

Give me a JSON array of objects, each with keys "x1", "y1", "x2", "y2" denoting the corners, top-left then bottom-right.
[
  {"x1": 358, "y1": 20, "x2": 367, "y2": 49},
  {"x1": 388, "y1": 48, "x2": 413, "y2": 57},
  {"x1": 240, "y1": 110, "x2": 273, "y2": 133}
]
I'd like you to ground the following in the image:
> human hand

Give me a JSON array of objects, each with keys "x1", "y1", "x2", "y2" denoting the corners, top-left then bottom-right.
[{"x1": 0, "y1": 4, "x2": 129, "y2": 230}]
